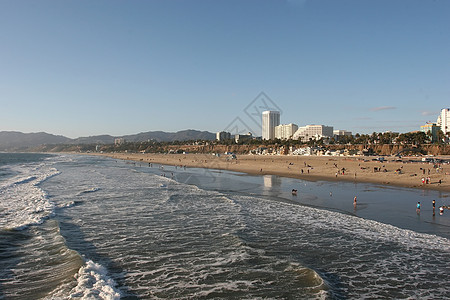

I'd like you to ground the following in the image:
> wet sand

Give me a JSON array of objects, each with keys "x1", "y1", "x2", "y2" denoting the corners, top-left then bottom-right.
[{"x1": 95, "y1": 153, "x2": 450, "y2": 192}]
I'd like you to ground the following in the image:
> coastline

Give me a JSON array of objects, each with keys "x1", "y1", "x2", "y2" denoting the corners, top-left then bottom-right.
[{"x1": 91, "y1": 153, "x2": 450, "y2": 192}]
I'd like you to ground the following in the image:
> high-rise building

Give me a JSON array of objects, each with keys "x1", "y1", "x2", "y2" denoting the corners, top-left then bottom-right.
[
  {"x1": 275, "y1": 123, "x2": 298, "y2": 140},
  {"x1": 262, "y1": 111, "x2": 280, "y2": 140},
  {"x1": 436, "y1": 108, "x2": 450, "y2": 134}
]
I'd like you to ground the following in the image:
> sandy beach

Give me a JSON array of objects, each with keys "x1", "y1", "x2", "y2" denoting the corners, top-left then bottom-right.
[{"x1": 95, "y1": 153, "x2": 450, "y2": 192}]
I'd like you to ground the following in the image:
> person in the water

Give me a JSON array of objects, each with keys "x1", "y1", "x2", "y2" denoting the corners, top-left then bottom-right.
[{"x1": 433, "y1": 200, "x2": 436, "y2": 216}]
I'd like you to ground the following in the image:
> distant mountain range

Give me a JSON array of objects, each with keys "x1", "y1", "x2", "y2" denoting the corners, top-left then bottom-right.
[{"x1": 0, "y1": 130, "x2": 216, "y2": 151}]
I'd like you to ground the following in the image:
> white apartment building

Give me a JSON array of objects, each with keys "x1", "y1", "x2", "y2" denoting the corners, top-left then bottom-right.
[
  {"x1": 262, "y1": 111, "x2": 280, "y2": 140},
  {"x1": 292, "y1": 125, "x2": 334, "y2": 142},
  {"x1": 275, "y1": 123, "x2": 298, "y2": 140},
  {"x1": 436, "y1": 108, "x2": 450, "y2": 134}
]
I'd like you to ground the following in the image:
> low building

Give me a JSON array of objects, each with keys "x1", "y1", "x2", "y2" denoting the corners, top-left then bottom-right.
[
  {"x1": 216, "y1": 131, "x2": 231, "y2": 141},
  {"x1": 235, "y1": 132, "x2": 252, "y2": 143},
  {"x1": 114, "y1": 138, "x2": 125, "y2": 145},
  {"x1": 420, "y1": 123, "x2": 439, "y2": 143},
  {"x1": 333, "y1": 130, "x2": 352, "y2": 136},
  {"x1": 293, "y1": 125, "x2": 334, "y2": 142},
  {"x1": 275, "y1": 123, "x2": 298, "y2": 140},
  {"x1": 333, "y1": 130, "x2": 352, "y2": 142}
]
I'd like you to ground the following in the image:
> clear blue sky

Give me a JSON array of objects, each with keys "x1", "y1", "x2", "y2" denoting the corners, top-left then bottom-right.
[{"x1": 1, "y1": 0, "x2": 449, "y2": 138}]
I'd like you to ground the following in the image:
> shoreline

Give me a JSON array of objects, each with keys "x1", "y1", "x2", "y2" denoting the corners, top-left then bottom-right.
[{"x1": 91, "y1": 153, "x2": 450, "y2": 193}]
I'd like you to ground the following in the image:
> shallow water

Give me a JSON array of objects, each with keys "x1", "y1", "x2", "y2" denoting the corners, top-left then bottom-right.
[{"x1": 1, "y1": 153, "x2": 449, "y2": 299}]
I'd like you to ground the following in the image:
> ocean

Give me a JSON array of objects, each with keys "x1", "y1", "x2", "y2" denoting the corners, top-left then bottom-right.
[{"x1": 0, "y1": 153, "x2": 449, "y2": 299}]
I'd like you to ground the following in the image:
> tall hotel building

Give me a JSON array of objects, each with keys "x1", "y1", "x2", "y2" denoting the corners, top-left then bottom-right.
[
  {"x1": 262, "y1": 111, "x2": 280, "y2": 140},
  {"x1": 436, "y1": 108, "x2": 450, "y2": 134}
]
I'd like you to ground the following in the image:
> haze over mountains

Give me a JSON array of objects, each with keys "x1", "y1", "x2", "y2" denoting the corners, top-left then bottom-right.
[{"x1": 0, "y1": 130, "x2": 215, "y2": 151}]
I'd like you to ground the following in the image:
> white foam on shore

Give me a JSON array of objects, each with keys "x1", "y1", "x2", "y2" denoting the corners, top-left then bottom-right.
[
  {"x1": 236, "y1": 195, "x2": 450, "y2": 251},
  {"x1": 68, "y1": 259, "x2": 121, "y2": 300},
  {"x1": 0, "y1": 163, "x2": 60, "y2": 230}
]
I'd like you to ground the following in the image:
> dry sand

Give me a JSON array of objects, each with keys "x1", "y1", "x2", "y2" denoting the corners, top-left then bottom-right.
[{"x1": 96, "y1": 153, "x2": 450, "y2": 192}]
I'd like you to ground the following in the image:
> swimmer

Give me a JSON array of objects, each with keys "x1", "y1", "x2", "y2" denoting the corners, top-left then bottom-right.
[
  {"x1": 291, "y1": 189, "x2": 298, "y2": 196},
  {"x1": 353, "y1": 196, "x2": 357, "y2": 206},
  {"x1": 439, "y1": 206, "x2": 444, "y2": 215},
  {"x1": 416, "y1": 202, "x2": 421, "y2": 214}
]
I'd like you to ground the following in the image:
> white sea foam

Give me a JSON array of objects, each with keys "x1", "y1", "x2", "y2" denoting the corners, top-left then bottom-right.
[
  {"x1": 68, "y1": 259, "x2": 121, "y2": 300},
  {"x1": 0, "y1": 163, "x2": 60, "y2": 230},
  {"x1": 236, "y1": 195, "x2": 450, "y2": 251}
]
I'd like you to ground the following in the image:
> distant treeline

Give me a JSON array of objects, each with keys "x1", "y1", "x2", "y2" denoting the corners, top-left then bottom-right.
[{"x1": 29, "y1": 131, "x2": 450, "y2": 156}]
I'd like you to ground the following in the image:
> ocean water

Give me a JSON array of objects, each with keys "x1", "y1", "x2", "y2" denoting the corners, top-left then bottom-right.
[{"x1": 0, "y1": 153, "x2": 449, "y2": 299}]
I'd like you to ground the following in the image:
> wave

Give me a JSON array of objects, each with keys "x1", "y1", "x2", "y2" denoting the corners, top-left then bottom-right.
[
  {"x1": 56, "y1": 200, "x2": 84, "y2": 209},
  {"x1": 68, "y1": 259, "x2": 121, "y2": 299},
  {"x1": 13, "y1": 175, "x2": 38, "y2": 185},
  {"x1": 78, "y1": 187, "x2": 101, "y2": 195},
  {"x1": 0, "y1": 164, "x2": 60, "y2": 230},
  {"x1": 235, "y1": 195, "x2": 450, "y2": 251}
]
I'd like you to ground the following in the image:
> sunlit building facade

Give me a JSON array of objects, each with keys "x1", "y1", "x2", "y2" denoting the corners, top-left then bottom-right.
[
  {"x1": 262, "y1": 111, "x2": 280, "y2": 140},
  {"x1": 436, "y1": 108, "x2": 450, "y2": 134},
  {"x1": 292, "y1": 125, "x2": 334, "y2": 142},
  {"x1": 275, "y1": 123, "x2": 298, "y2": 140}
]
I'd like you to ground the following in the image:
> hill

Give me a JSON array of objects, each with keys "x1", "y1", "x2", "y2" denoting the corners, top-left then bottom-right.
[
  {"x1": 122, "y1": 130, "x2": 215, "y2": 142},
  {"x1": 0, "y1": 131, "x2": 71, "y2": 151},
  {"x1": 0, "y1": 130, "x2": 216, "y2": 151}
]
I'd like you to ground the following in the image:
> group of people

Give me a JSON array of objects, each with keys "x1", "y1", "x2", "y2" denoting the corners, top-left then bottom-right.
[
  {"x1": 421, "y1": 177, "x2": 432, "y2": 185},
  {"x1": 290, "y1": 192, "x2": 445, "y2": 216},
  {"x1": 416, "y1": 200, "x2": 445, "y2": 215}
]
